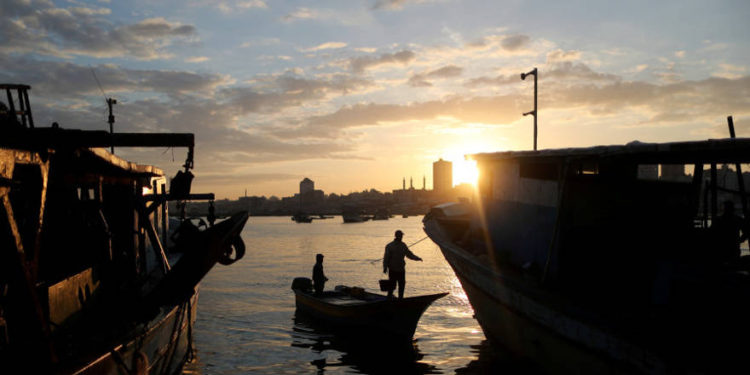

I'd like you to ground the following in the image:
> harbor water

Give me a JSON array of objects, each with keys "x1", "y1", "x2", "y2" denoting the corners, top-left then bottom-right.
[{"x1": 182, "y1": 216, "x2": 530, "y2": 374}]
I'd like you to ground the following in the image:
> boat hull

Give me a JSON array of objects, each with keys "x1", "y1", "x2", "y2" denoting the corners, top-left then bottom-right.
[
  {"x1": 293, "y1": 289, "x2": 445, "y2": 340},
  {"x1": 424, "y1": 218, "x2": 664, "y2": 375},
  {"x1": 70, "y1": 291, "x2": 198, "y2": 375}
]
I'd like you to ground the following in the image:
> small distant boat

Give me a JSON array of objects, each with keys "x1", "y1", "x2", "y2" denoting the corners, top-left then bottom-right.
[
  {"x1": 291, "y1": 278, "x2": 446, "y2": 340},
  {"x1": 372, "y1": 208, "x2": 390, "y2": 220},
  {"x1": 292, "y1": 213, "x2": 313, "y2": 223},
  {"x1": 342, "y1": 209, "x2": 371, "y2": 223}
]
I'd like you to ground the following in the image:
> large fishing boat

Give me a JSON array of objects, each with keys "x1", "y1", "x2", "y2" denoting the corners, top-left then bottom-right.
[
  {"x1": 424, "y1": 131, "x2": 750, "y2": 374},
  {"x1": 0, "y1": 84, "x2": 249, "y2": 374}
]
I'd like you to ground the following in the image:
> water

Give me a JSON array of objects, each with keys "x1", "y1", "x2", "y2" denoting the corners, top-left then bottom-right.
[{"x1": 182, "y1": 216, "x2": 517, "y2": 374}]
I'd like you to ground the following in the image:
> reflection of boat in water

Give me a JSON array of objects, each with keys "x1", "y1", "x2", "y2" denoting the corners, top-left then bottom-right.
[
  {"x1": 291, "y1": 313, "x2": 436, "y2": 374},
  {"x1": 291, "y1": 278, "x2": 446, "y2": 341},
  {"x1": 425, "y1": 137, "x2": 750, "y2": 374},
  {"x1": 292, "y1": 212, "x2": 313, "y2": 223},
  {"x1": 0, "y1": 84, "x2": 249, "y2": 374}
]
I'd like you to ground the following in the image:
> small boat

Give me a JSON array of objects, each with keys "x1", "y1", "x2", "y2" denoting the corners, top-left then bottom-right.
[
  {"x1": 291, "y1": 278, "x2": 446, "y2": 340},
  {"x1": 292, "y1": 213, "x2": 313, "y2": 223}
]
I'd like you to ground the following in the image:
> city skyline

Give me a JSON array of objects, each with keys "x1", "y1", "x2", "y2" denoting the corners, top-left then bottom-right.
[{"x1": 2, "y1": 1, "x2": 748, "y2": 199}]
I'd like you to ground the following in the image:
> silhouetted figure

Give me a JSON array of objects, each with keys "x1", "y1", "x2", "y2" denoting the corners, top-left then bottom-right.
[
  {"x1": 312, "y1": 254, "x2": 328, "y2": 296},
  {"x1": 712, "y1": 201, "x2": 747, "y2": 263},
  {"x1": 207, "y1": 202, "x2": 216, "y2": 227},
  {"x1": 383, "y1": 230, "x2": 422, "y2": 298}
]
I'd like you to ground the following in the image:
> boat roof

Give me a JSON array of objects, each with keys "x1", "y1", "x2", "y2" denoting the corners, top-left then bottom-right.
[
  {"x1": 87, "y1": 148, "x2": 163, "y2": 177},
  {"x1": 469, "y1": 138, "x2": 750, "y2": 164}
]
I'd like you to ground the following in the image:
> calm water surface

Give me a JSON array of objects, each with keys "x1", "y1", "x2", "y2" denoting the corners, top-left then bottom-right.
[{"x1": 182, "y1": 216, "x2": 517, "y2": 374}]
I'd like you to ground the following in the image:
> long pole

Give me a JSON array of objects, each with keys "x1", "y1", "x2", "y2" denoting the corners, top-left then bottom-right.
[
  {"x1": 107, "y1": 98, "x2": 116, "y2": 153},
  {"x1": 533, "y1": 72, "x2": 538, "y2": 151},
  {"x1": 521, "y1": 68, "x2": 538, "y2": 151},
  {"x1": 728, "y1": 116, "x2": 749, "y2": 219}
]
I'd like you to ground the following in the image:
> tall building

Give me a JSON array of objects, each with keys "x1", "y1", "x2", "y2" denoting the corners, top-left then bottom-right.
[
  {"x1": 433, "y1": 158, "x2": 453, "y2": 193},
  {"x1": 300, "y1": 177, "x2": 314, "y2": 195}
]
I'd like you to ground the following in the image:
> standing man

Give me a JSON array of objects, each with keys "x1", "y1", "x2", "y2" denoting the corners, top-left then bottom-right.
[
  {"x1": 383, "y1": 230, "x2": 422, "y2": 298},
  {"x1": 312, "y1": 253, "x2": 328, "y2": 296}
]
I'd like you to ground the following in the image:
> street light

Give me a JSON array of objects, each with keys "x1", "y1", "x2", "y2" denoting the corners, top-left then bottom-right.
[{"x1": 521, "y1": 68, "x2": 538, "y2": 151}]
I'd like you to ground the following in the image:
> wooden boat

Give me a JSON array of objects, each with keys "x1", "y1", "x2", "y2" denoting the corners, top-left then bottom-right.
[
  {"x1": 0, "y1": 84, "x2": 249, "y2": 374},
  {"x1": 291, "y1": 278, "x2": 446, "y2": 340},
  {"x1": 424, "y1": 135, "x2": 750, "y2": 374}
]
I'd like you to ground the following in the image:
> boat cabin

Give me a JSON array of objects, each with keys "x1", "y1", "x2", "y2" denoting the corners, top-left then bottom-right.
[{"x1": 466, "y1": 139, "x2": 750, "y2": 305}]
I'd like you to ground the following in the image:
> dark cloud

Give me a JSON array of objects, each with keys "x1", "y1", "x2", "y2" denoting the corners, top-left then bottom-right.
[
  {"x1": 408, "y1": 65, "x2": 463, "y2": 87},
  {"x1": 279, "y1": 95, "x2": 523, "y2": 138},
  {"x1": 349, "y1": 50, "x2": 416, "y2": 73},
  {"x1": 0, "y1": 55, "x2": 228, "y2": 98},
  {"x1": 0, "y1": 0, "x2": 197, "y2": 60},
  {"x1": 222, "y1": 73, "x2": 373, "y2": 114},
  {"x1": 501, "y1": 34, "x2": 531, "y2": 51}
]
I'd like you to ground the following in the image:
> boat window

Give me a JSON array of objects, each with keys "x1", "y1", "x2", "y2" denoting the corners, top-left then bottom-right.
[
  {"x1": 571, "y1": 162, "x2": 598, "y2": 176},
  {"x1": 519, "y1": 162, "x2": 559, "y2": 180},
  {"x1": 659, "y1": 164, "x2": 691, "y2": 182},
  {"x1": 637, "y1": 164, "x2": 659, "y2": 180}
]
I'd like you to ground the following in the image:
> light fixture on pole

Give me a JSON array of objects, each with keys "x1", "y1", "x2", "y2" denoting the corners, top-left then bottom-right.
[{"x1": 521, "y1": 68, "x2": 538, "y2": 151}]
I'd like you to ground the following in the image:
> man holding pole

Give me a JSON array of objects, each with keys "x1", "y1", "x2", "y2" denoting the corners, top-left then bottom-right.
[{"x1": 383, "y1": 230, "x2": 422, "y2": 298}]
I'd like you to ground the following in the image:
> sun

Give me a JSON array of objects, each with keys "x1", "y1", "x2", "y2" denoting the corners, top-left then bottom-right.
[
  {"x1": 440, "y1": 149, "x2": 479, "y2": 187},
  {"x1": 452, "y1": 158, "x2": 479, "y2": 187}
]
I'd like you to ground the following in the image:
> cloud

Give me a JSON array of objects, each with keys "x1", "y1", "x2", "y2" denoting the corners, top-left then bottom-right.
[
  {"x1": 349, "y1": 50, "x2": 416, "y2": 73},
  {"x1": 186, "y1": 56, "x2": 209, "y2": 63},
  {"x1": 546, "y1": 49, "x2": 581, "y2": 63},
  {"x1": 302, "y1": 42, "x2": 348, "y2": 52},
  {"x1": 372, "y1": 0, "x2": 409, "y2": 10},
  {"x1": 281, "y1": 7, "x2": 319, "y2": 22},
  {"x1": 501, "y1": 34, "x2": 531, "y2": 51},
  {"x1": 465, "y1": 33, "x2": 533, "y2": 56},
  {"x1": 408, "y1": 65, "x2": 463, "y2": 87},
  {"x1": 222, "y1": 73, "x2": 374, "y2": 114},
  {"x1": 713, "y1": 63, "x2": 747, "y2": 79},
  {"x1": 0, "y1": 55, "x2": 230, "y2": 99},
  {"x1": 278, "y1": 94, "x2": 523, "y2": 139},
  {"x1": 1, "y1": 1, "x2": 198, "y2": 60}
]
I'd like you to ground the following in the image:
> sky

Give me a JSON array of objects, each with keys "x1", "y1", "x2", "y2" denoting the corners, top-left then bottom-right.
[{"x1": 2, "y1": 0, "x2": 749, "y2": 199}]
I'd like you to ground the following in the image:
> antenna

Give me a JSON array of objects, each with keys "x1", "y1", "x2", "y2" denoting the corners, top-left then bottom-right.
[{"x1": 90, "y1": 66, "x2": 117, "y2": 153}]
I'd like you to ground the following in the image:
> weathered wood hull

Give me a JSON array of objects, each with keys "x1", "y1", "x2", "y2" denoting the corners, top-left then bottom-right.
[
  {"x1": 293, "y1": 288, "x2": 446, "y2": 340},
  {"x1": 69, "y1": 291, "x2": 198, "y2": 375}
]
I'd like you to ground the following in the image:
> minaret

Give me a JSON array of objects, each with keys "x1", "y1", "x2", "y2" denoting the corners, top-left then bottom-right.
[
  {"x1": 410, "y1": 177, "x2": 413, "y2": 189},
  {"x1": 403, "y1": 177, "x2": 406, "y2": 190},
  {"x1": 423, "y1": 175, "x2": 426, "y2": 190}
]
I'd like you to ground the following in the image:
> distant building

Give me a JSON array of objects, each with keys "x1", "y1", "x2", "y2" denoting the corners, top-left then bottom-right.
[
  {"x1": 433, "y1": 159, "x2": 453, "y2": 192},
  {"x1": 300, "y1": 178, "x2": 314, "y2": 195}
]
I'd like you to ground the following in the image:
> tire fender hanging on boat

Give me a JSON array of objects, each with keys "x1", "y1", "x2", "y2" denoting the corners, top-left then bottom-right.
[{"x1": 218, "y1": 235, "x2": 245, "y2": 265}]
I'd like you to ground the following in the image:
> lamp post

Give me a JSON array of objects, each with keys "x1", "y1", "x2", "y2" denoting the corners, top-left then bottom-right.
[{"x1": 521, "y1": 68, "x2": 538, "y2": 151}]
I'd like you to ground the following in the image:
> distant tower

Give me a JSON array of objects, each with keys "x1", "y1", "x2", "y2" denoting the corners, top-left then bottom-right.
[
  {"x1": 410, "y1": 177, "x2": 413, "y2": 189},
  {"x1": 433, "y1": 159, "x2": 453, "y2": 192},
  {"x1": 423, "y1": 175, "x2": 426, "y2": 190},
  {"x1": 403, "y1": 177, "x2": 406, "y2": 190},
  {"x1": 300, "y1": 177, "x2": 314, "y2": 195}
]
